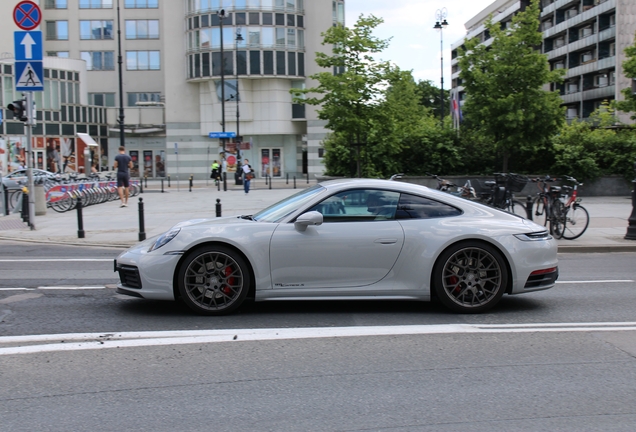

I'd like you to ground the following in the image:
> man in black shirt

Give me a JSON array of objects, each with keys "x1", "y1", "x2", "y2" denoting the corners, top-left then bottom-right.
[{"x1": 113, "y1": 146, "x2": 133, "y2": 207}]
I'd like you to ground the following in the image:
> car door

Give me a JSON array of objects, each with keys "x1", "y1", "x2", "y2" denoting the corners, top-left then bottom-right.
[{"x1": 269, "y1": 189, "x2": 405, "y2": 289}]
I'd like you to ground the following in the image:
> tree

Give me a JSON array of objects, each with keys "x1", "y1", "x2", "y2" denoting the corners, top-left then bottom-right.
[
  {"x1": 458, "y1": 0, "x2": 565, "y2": 172},
  {"x1": 613, "y1": 36, "x2": 636, "y2": 118},
  {"x1": 415, "y1": 80, "x2": 449, "y2": 121},
  {"x1": 292, "y1": 15, "x2": 391, "y2": 177}
]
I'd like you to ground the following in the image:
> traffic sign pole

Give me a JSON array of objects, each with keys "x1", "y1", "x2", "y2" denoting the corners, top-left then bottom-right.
[{"x1": 25, "y1": 91, "x2": 35, "y2": 229}]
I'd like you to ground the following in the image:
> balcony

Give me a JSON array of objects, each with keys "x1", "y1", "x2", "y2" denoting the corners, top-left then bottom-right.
[{"x1": 106, "y1": 105, "x2": 165, "y2": 135}]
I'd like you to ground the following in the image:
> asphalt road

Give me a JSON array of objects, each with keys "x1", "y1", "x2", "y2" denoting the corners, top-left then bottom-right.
[{"x1": 1, "y1": 243, "x2": 636, "y2": 431}]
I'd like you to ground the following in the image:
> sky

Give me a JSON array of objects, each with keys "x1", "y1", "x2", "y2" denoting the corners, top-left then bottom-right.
[{"x1": 345, "y1": 0, "x2": 496, "y2": 86}]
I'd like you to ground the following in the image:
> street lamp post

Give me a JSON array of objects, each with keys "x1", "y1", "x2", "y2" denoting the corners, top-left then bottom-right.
[
  {"x1": 434, "y1": 8, "x2": 448, "y2": 126},
  {"x1": 235, "y1": 29, "x2": 243, "y2": 184},
  {"x1": 117, "y1": 0, "x2": 125, "y2": 148},
  {"x1": 218, "y1": 9, "x2": 227, "y2": 156}
]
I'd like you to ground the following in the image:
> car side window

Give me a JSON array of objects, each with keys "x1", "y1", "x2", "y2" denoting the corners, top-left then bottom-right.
[
  {"x1": 309, "y1": 189, "x2": 400, "y2": 222},
  {"x1": 395, "y1": 193, "x2": 462, "y2": 219}
]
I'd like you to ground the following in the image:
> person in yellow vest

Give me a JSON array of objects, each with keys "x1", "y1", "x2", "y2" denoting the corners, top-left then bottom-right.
[{"x1": 210, "y1": 160, "x2": 220, "y2": 185}]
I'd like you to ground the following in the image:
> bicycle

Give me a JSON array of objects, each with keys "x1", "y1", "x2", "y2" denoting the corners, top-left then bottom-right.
[
  {"x1": 559, "y1": 175, "x2": 590, "y2": 240},
  {"x1": 475, "y1": 172, "x2": 528, "y2": 218},
  {"x1": 531, "y1": 176, "x2": 565, "y2": 239},
  {"x1": 427, "y1": 173, "x2": 477, "y2": 199}
]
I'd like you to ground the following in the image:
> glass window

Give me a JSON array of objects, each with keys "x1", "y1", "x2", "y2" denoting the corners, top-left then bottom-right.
[
  {"x1": 287, "y1": 14, "x2": 295, "y2": 26},
  {"x1": 250, "y1": 51, "x2": 261, "y2": 74},
  {"x1": 125, "y1": 0, "x2": 158, "y2": 7},
  {"x1": 79, "y1": 0, "x2": 113, "y2": 8},
  {"x1": 249, "y1": 12, "x2": 260, "y2": 25},
  {"x1": 81, "y1": 51, "x2": 115, "y2": 70},
  {"x1": 46, "y1": 21, "x2": 68, "y2": 40},
  {"x1": 202, "y1": 52, "x2": 210, "y2": 76},
  {"x1": 262, "y1": 28, "x2": 274, "y2": 46},
  {"x1": 236, "y1": 13, "x2": 246, "y2": 25},
  {"x1": 275, "y1": 13, "x2": 285, "y2": 25},
  {"x1": 79, "y1": 20, "x2": 113, "y2": 40},
  {"x1": 287, "y1": 28, "x2": 295, "y2": 48},
  {"x1": 275, "y1": 0, "x2": 284, "y2": 9},
  {"x1": 248, "y1": 27, "x2": 260, "y2": 46},
  {"x1": 263, "y1": 13, "x2": 273, "y2": 25},
  {"x1": 201, "y1": 29, "x2": 212, "y2": 48},
  {"x1": 395, "y1": 194, "x2": 462, "y2": 219},
  {"x1": 276, "y1": 51, "x2": 285, "y2": 74},
  {"x1": 298, "y1": 52, "x2": 304, "y2": 76},
  {"x1": 297, "y1": 29, "x2": 304, "y2": 49},
  {"x1": 235, "y1": 0, "x2": 246, "y2": 8},
  {"x1": 263, "y1": 51, "x2": 273, "y2": 74},
  {"x1": 237, "y1": 51, "x2": 247, "y2": 74},
  {"x1": 310, "y1": 190, "x2": 401, "y2": 222},
  {"x1": 276, "y1": 27, "x2": 285, "y2": 46},
  {"x1": 126, "y1": 20, "x2": 160, "y2": 39},
  {"x1": 126, "y1": 51, "x2": 161, "y2": 70},
  {"x1": 247, "y1": 0, "x2": 260, "y2": 8},
  {"x1": 45, "y1": 0, "x2": 68, "y2": 9},
  {"x1": 288, "y1": 52, "x2": 296, "y2": 75}
]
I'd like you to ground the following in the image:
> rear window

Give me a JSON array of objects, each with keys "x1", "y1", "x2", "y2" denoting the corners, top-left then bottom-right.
[{"x1": 395, "y1": 193, "x2": 462, "y2": 219}]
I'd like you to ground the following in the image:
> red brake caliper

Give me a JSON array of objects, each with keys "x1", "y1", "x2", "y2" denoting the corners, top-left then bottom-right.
[
  {"x1": 449, "y1": 276, "x2": 461, "y2": 294},
  {"x1": 222, "y1": 266, "x2": 234, "y2": 295}
]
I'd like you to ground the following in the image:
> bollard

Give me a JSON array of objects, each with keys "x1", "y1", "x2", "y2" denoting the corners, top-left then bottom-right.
[
  {"x1": 217, "y1": 177, "x2": 221, "y2": 191},
  {"x1": 306, "y1": 172, "x2": 309, "y2": 184},
  {"x1": 161, "y1": 178, "x2": 165, "y2": 193},
  {"x1": 525, "y1": 195, "x2": 533, "y2": 221},
  {"x1": 76, "y1": 198, "x2": 85, "y2": 238},
  {"x1": 21, "y1": 189, "x2": 29, "y2": 224},
  {"x1": 286, "y1": 173, "x2": 289, "y2": 185},
  {"x1": 138, "y1": 197, "x2": 146, "y2": 241},
  {"x1": 265, "y1": 174, "x2": 269, "y2": 186},
  {"x1": 625, "y1": 160, "x2": 636, "y2": 240},
  {"x1": 223, "y1": 172, "x2": 227, "y2": 191},
  {"x1": 189, "y1": 175, "x2": 193, "y2": 192},
  {"x1": 144, "y1": 175, "x2": 148, "y2": 188},
  {"x1": 216, "y1": 198, "x2": 222, "y2": 217},
  {"x1": 293, "y1": 176, "x2": 296, "y2": 189},
  {"x1": 139, "y1": 178, "x2": 143, "y2": 194},
  {"x1": 269, "y1": 174, "x2": 272, "y2": 190},
  {"x1": 168, "y1": 175, "x2": 171, "y2": 187},
  {"x1": 3, "y1": 184, "x2": 10, "y2": 216}
]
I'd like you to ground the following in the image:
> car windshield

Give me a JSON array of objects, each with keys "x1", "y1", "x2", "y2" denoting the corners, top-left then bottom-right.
[{"x1": 253, "y1": 184, "x2": 326, "y2": 223}]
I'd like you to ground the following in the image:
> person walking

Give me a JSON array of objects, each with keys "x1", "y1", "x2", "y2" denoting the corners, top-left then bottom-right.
[
  {"x1": 113, "y1": 146, "x2": 133, "y2": 207},
  {"x1": 242, "y1": 159, "x2": 253, "y2": 194}
]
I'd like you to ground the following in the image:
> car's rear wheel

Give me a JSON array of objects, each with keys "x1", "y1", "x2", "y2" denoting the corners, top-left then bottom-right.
[
  {"x1": 177, "y1": 246, "x2": 250, "y2": 315},
  {"x1": 433, "y1": 242, "x2": 508, "y2": 313}
]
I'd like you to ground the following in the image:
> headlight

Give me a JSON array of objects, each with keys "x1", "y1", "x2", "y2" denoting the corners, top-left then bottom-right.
[
  {"x1": 514, "y1": 231, "x2": 552, "y2": 241},
  {"x1": 148, "y1": 228, "x2": 181, "y2": 252}
]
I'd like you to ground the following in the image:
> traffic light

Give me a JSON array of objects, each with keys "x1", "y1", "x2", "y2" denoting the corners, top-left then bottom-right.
[{"x1": 7, "y1": 99, "x2": 27, "y2": 122}]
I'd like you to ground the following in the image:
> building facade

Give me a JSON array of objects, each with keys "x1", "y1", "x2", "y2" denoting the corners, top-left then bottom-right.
[
  {"x1": 450, "y1": 0, "x2": 636, "y2": 123},
  {"x1": 1, "y1": 0, "x2": 344, "y2": 180}
]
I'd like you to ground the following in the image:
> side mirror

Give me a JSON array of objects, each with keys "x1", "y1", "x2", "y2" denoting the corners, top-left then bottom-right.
[{"x1": 294, "y1": 211, "x2": 323, "y2": 231}]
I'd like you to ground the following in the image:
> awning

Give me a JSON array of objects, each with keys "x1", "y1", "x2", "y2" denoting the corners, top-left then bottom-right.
[{"x1": 76, "y1": 133, "x2": 99, "y2": 147}]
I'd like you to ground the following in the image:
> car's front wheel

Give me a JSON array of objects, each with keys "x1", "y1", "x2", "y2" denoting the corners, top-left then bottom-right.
[
  {"x1": 433, "y1": 242, "x2": 508, "y2": 313},
  {"x1": 177, "y1": 245, "x2": 251, "y2": 315}
]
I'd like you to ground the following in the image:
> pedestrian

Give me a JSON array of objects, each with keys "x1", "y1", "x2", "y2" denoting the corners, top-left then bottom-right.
[
  {"x1": 242, "y1": 159, "x2": 253, "y2": 194},
  {"x1": 113, "y1": 146, "x2": 133, "y2": 207},
  {"x1": 210, "y1": 160, "x2": 220, "y2": 185}
]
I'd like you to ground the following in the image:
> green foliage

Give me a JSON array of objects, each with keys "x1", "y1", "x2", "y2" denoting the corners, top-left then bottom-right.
[
  {"x1": 415, "y1": 80, "x2": 449, "y2": 121},
  {"x1": 458, "y1": 0, "x2": 565, "y2": 172},
  {"x1": 552, "y1": 105, "x2": 636, "y2": 182},
  {"x1": 613, "y1": 37, "x2": 636, "y2": 118}
]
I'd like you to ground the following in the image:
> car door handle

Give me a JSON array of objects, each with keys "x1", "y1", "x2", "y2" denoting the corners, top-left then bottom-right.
[{"x1": 374, "y1": 238, "x2": 398, "y2": 244}]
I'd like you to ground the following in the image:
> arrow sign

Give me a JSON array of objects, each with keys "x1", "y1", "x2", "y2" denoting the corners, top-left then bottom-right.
[
  {"x1": 208, "y1": 132, "x2": 236, "y2": 139},
  {"x1": 14, "y1": 31, "x2": 42, "y2": 61}
]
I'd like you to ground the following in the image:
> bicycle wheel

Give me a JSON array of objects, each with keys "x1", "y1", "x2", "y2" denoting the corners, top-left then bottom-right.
[
  {"x1": 508, "y1": 199, "x2": 528, "y2": 219},
  {"x1": 550, "y1": 200, "x2": 565, "y2": 239},
  {"x1": 561, "y1": 203, "x2": 590, "y2": 240}
]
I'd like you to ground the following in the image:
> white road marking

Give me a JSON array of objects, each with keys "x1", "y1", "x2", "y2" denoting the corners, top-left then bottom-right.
[
  {"x1": 0, "y1": 286, "x2": 108, "y2": 291},
  {"x1": 1, "y1": 322, "x2": 636, "y2": 356},
  {"x1": 0, "y1": 259, "x2": 113, "y2": 262},
  {"x1": 556, "y1": 280, "x2": 634, "y2": 284}
]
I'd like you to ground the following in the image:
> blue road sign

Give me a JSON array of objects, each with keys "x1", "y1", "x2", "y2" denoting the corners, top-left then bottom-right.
[
  {"x1": 208, "y1": 132, "x2": 236, "y2": 139},
  {"x1": 15, "y1": 61, "x2": 43, "y2": 91},
  {"x1": 14, "y1": 31, "x2": 42, "y2": 61}
]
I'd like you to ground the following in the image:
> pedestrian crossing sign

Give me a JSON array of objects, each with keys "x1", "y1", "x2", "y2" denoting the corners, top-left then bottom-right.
[{"x1": 15, "y1": 61, "x2": 43, "y2": 91}]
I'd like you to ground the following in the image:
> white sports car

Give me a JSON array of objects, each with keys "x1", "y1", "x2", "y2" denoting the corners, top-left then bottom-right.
[{"x1": 115, "y1": 179, "x2": 558, "y2": 315}]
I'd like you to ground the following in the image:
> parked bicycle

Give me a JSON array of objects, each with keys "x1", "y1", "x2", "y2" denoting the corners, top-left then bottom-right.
[
  {"x1": 474, "y1": 172, "x2": 528, "y2": 218},
  {"x1": 530, "y1": 176, "x2": 565, "y2": 239},
  {"x1": 559, "y1": 175, "x2": 590, "y2": 240},
  {"x1": 427, "y1": 173, "x2": 477, "y2": 199}
]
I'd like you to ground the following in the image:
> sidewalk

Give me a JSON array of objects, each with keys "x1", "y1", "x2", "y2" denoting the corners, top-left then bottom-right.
[{"x1": 0, "y1": 178, "x2": 634, "y2": 252}]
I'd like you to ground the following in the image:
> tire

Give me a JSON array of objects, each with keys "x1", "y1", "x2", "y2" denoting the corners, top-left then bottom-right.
[
  {"x1": 8, "y1": 190, "x2": 21, "y2": 211},
  {"x1": 177, "y1": 245, "x2": 251, "y2": 315},
  {"x1": 550, "y1": 200, "x2": 565, "y2": 239},
  {"x1": 534, "y1": 196, "x2": 548, "y2": 226},
  {"x1": 508, "y1": 199, "x2": 528, "y2": 219},
  {"x1": 561, "y1": 203, "x2": 589, "y2": 240},
  {"x1": 433, "y1": 242, "x2": 509, "y2": 313}
]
